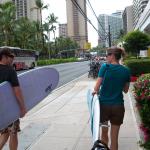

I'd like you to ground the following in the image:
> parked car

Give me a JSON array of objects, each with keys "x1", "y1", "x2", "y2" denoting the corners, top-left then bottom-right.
[{"x1": 77, "y1": 57, "x2": 84, "y2": 61}]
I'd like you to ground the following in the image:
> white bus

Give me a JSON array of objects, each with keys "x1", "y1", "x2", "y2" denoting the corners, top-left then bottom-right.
[{"x1": 0, "y1": 46, "x2": 37, "y2": 70}]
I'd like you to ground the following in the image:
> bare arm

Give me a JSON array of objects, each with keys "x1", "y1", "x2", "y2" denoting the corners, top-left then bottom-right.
[
  {"x1": 123, "y1": 82, "x2": 130, "y2": 93},
  {"x1": 93, "y1": 77, "x2": 103, "y2": 94},
  {"x1": 12, "y1": 86, "x2": 27, "y2": 118}
]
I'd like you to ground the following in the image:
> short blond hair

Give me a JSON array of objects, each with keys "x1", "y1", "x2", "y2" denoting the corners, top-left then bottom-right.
[{"x1": 107, "y1": 46, "x2": 125, "y2": 60}]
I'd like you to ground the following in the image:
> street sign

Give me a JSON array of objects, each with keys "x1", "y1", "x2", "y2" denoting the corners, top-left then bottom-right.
[{"x1": 84, "y1": 42, "x2": 91, "y2": 49}]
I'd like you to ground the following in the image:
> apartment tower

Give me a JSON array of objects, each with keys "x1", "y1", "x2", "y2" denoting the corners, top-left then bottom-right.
[
  {"x1": 133, "y1": 0, "x2": 149, "y2": 27},
  {"x1": 0, "y1": 0, "x2": 40, "y2": 22},
  {"x1": 122, "y1": 6, "x2": 134, "y2": 34},
  {"x1": 66, "y1": 0, "x2": 88, "y2": 49},
  {"x1": 59, "y1": 24, "x2": 68, "y2": 38},
  {"x1": 98, "y1": 11, "x2": 123, "y2": 47}
]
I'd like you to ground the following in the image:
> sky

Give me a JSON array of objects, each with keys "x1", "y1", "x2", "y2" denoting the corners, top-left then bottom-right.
[{"x1": 43, "y1": 0, "x2": 133, "y2": 47}]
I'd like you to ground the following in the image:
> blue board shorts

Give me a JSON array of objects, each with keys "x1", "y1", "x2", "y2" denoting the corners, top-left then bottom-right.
[
  {"x1": 100, "y1": 104, "x2": 125, "y2": 125},
  {"x1": 0, "y1": 119, "x2": 20, "y2": 135}
]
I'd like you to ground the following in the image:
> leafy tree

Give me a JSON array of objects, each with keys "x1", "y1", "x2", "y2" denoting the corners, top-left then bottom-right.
[
  {"x1": 13, "y1": 18, "x2": 33, "y2": 48},
  {"x1": 34, "y1": 0, "x2": 48, "y2": 49},
  {"x1": 30, "y1": 21, "x2": 43, "y2": 50},
  {"x1": 34, "y1": 0, "x2": 48, "y2": 24},
  {"x1": 55, "y1": 37, "x2": 79, "y2": 51},
  {"x1": 0, "y1": 1, "x2": 16, "y2": 45},
  {"x1": 43, "y1": 13, "x2": 58, "y2": 58},
  {"x1": 123, "y1": 30, "x2": 150, "y2": 56}
]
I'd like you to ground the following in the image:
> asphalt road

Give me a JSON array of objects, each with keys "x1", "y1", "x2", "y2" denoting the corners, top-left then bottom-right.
[
  {"x1": 18, "y1": 61, "x2": 90, "y2": 88},
  {"x1": 50, "y1": 61, "x2": 89, "y2": 87}
]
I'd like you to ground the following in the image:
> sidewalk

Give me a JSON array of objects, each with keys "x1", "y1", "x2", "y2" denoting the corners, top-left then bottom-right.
[{"x1": 4, "y1": 75, "x2": 143, "y2": 150}]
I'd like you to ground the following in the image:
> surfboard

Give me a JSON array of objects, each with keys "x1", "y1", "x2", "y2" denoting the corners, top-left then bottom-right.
[
  {"x1": 87, "y1": 89, "x2": 100, "y2": 143},
  {"x1": 0, "y1": 67, "x2": 59, "y2": 130}
]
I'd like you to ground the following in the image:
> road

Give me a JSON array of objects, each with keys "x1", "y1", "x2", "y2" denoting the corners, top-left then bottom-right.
[
  {"x1": 18, "y1": 61, "x2": 90, "y2": 88},
  {"x1": 50, "y1": 61, "x2": 89, "y2": 87}
]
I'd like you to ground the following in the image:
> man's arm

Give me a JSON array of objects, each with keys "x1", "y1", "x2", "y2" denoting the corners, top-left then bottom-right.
[
  {"x1": 123, "y1": 82, "x2": 130, "y2": 93},
  {"x1": 12, "y1": 86, "x2": 27, "y2": 118},
  {"x1": 93, "y1": 77, "x2": 103, "y2": 94}
]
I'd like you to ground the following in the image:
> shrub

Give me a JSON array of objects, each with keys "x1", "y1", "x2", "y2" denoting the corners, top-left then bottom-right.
[
  {"x1": 125, "y1": 59, "x2": 150, "y2": 76},
  {"x1": 133, "y1": 74, "x2": 150, "y2": 149},
  {"x1": 37, "y1": 58, "x2": 78, "y2": 66}
]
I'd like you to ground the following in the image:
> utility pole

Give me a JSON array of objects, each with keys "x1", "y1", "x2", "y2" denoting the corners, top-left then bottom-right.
[{"x1": 108, "y1": 25, "x2": 111, "y2": 47}]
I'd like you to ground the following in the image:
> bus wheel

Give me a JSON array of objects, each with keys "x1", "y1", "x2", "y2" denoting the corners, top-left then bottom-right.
[
  {"x1": 13, "y1": 64, "x2": 16, "y2": 70},
  {"x1": 31, "y1": 63, "x2": 35, "y2": 69}
]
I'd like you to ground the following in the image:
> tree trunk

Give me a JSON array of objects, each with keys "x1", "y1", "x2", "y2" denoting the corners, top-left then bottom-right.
[{"x1": 48, "y1": 31, "x2": 51, "y2": 59}]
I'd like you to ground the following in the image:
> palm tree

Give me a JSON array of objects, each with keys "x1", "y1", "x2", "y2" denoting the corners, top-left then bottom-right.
[
  {"x1": 0, "y1": 2, "x2": 16, "y2": 46},
  {"x1": 43, "y1": 22, "x2": 51, "y2": 58},
  {"x1": 44, "y1": 13, "x2": 58, "y2": 58},
  {"x1": 35, "y1": 0, "x2": 48, "y2": 23},
  {"x1": 14, "y1": 18, "x2": 36, "y2": 49},
  {"x1": 47, "y1": 13, "x2": 58, "y2": 40},
  {"x1": 34, "y1": 0, "x2": 48, "y2": 49},
  {"x1": 47, "y1": 13, "x2": 58, "y2": 56},
  {"x1": 31, "y1": 21, "x2": 43, "y2": 50}
]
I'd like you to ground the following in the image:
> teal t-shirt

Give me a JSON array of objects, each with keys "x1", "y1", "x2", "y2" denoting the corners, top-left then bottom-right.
[{"x1": 98, "y1": 63, "x2": 130, "y2": 105}]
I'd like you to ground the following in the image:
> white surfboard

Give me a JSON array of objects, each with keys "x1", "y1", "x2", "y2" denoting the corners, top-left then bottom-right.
[
  {"x1": 87, "y1": 89, "x2": 110, "y2": 150},
  {"x1": 87, "y1": 89, "x2": 100, "y2": 143}
]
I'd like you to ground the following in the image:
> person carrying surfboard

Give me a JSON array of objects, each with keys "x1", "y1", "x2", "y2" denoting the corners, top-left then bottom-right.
[
  {"x1": 93, "y1": 46, "x2": 130, "y2": 150},
  {"x1": 0, "y1": 48, "x2": 27, "y2": 150}
]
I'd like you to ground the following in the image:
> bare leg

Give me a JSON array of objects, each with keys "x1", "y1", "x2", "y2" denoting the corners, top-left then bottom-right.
[
  {"x1": 0, "y1": 133, "x2": 9, "y2": 150},
  {"x1": 9, "y1": 133, "x2": 18, "y2": 150},
  {"x1": 101, "y1": 126, "x2": 109, "y2": 145},
  {"x1": 110, "y1": 124, "x2": 120, "y2": 150}
]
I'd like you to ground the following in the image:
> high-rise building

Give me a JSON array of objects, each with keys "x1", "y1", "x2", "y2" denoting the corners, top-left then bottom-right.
[
  {"x1": 98, "y1": 11, "x2": 123, "y2": 47},
  {"x1": 59, "y1": 24, "x2": 68, "y2": 38},
  {"x1": 66, "y1": 0, "x2": 88, "y2": 49},
  {"x1": 133, "y1": 0, "x2": 149, "y2": 27},
  {"x1": 134, "y1": 0, "x2": 150, "y2": 33},
  {"x1": 0, "y1": 0, "x2": 40, "y2": 22},
  {"x1": 111, "y1": 10, "x2": 123, "y2": 18},
  {"x1": 122, "y1": 5, "x2": 134, "y2": 34}
]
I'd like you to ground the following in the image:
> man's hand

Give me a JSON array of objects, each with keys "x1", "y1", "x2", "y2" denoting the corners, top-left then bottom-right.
[
  {"x1": 92, "y1": 90, "x2": 97, "y2": 96},
  {"x1": 13, "y1": 86, "x2": 27, "y2": 118},
  {"x1": 20, "y1": 107, "x2": 27, "y2": 118}
]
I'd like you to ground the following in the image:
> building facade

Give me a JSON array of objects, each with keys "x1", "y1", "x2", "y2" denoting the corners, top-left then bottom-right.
[
  {"x1": 59, "y1": 24, "x2": 68, "y2": 38},
  {"x1": 111, "y1": 10, "x2": 123, "y2": 18},
  {"x1": 98, "y1": 11, "x2": 123, "y2": 47},
  {"x1": 0, "y1": 0, "x2": 40, "y2": 22},
  {"x1": 133, "y1": 0, "x2": 149, "y2": 27},
  {"x1": 135, "y1": 0, "x2": 150, "y2": 33},
  {"x1": 122, "y1": 5, "x2": 134, "y2": 34},
  {"x1": 66, "y1": 0, "x2": 88, "y2": 49}
]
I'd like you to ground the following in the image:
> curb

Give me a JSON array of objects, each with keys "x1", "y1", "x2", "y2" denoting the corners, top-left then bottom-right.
[{"x1": 128, "y1": 83, "x2": 144, "y2": 150}]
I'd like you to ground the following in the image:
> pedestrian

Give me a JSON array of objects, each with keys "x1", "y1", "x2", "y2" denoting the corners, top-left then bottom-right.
[
  {"x1": 0, "y1": 47, "x2": 27, "y2": 150},
  {"x1": 93, "y1": 46, "x2": 130, "y2": 150}
]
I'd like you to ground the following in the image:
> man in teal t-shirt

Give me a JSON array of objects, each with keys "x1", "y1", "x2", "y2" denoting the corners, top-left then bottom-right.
[
  {"x1": 98, "y1": 63, "x2": 130, "y2": 105},
  {"x1": 93, "y1": 46, "x2": 130, "y2": 150}
]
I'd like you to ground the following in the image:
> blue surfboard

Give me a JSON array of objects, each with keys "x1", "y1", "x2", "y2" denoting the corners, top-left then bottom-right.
[
  {"x1": 0, "y1": 67, "x2": 59, "y2": 130},
  {"x1": 87, "y1": 89, "x2": 100, "y2": 143}
]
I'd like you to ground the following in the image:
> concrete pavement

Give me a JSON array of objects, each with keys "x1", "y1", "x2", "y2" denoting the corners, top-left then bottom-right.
[{"x1": 4, "y1": 74, "x2": 143, "y2": 150}]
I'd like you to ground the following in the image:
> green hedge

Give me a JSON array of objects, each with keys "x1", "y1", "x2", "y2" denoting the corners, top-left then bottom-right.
[
  {"x1": 37, "y1": 58, "x2": 78, "y2": 66},
  {"x1": 124, "y1": 59, "x2": 150, "y2": 76}
]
